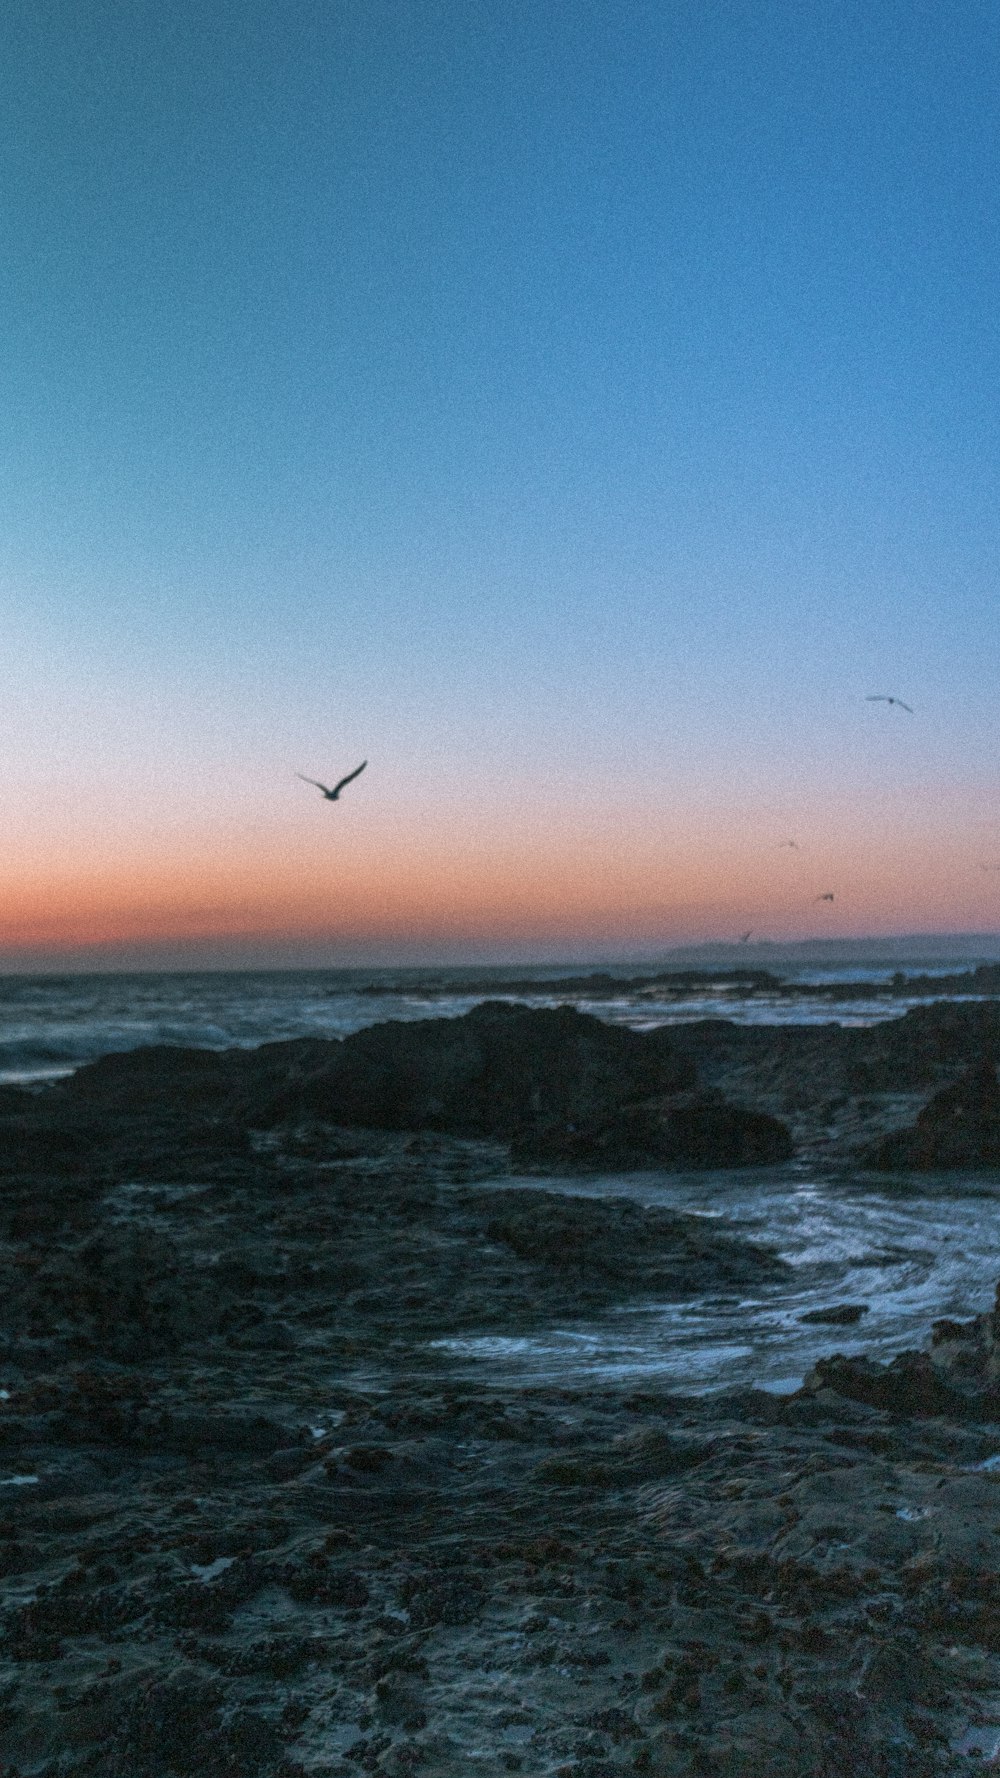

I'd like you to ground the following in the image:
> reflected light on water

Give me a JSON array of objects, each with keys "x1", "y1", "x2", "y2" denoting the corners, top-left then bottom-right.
[{"x1": 431, "y1": 1167, "x2": 1000, "y2": 1393}]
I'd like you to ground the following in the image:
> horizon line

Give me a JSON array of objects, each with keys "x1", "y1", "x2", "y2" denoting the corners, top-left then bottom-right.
[{"x1": 3, "y1": 929, "x2": 1000, "y2": 978}]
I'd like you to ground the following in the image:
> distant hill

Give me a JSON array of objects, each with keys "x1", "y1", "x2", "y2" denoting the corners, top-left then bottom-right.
[{"x1": 650, "y1": 934, "x2": 1000, "y2": 970}]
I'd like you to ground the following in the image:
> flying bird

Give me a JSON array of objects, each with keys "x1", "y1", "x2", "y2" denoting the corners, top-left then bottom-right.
[
  {"x1": 739, "y1": 930, "x2": 753, "y2": 944},
  {"x1": 777, "y1": 839, "x2": 799, "y2": 850},
  {"x1": 815, "y1": 892, "x2": 835, "y2": 902},
  {"x1": 296, "y1": 762, "x2": 367, "y2": 801},
  {"x1": 866, "y1": 695, "x2": 914, "y2": 713}
]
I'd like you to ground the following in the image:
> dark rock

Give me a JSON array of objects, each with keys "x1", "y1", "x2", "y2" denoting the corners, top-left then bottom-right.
[
  {"x1": 859, "y1": 1633, "x2": 949, "y2": 1707},
  {"x1": 400, "y1": 1570, "x2": 485, "y2": 1627},
  {"x1": 156, "y1": 1413, "x2": 289, "y2": 1456},
  {"x1": 799, "y1": 1304, "x2": 869, "y2": 1326},
  {"x1": 925, "y1": 1279, "x2": 1000, "y2": 1396},
  {"x1": 479, "y1": 1188, "x2": 788, "y2": 1290},
  {"x1": 282, "y1": 1565, "x2": 369, "y2": 1609},
  {"x1": 866, "y1": 1056, "x2": 1000, "y2": 1169},
  {"x1": 26, "y1": 1229, "x2": 226, "y2": 1359},
  {"x1": 0, "y1": 1120, "x2": 96, "y2": 1176},
  {"x1": 154, "y1": 1582, "x2": 235, "y2": 1633},
  {"x1": 0, "y1": 1085, "x2": 34, "y2": 1112},
  {"x1": 254, "y1": 1002, "x2": 695, "y2": 1136},
  {"x1": 57, "y1": 1044, "x2": 234, "y2": 1112},
  {"x1": 107, "y1": 1665, "x2": 287, "y2": 1775},
  {"x1": 344, "y1": 1445, "x2": 394, "y2": 1473},
  {"x1": 2, "y1": 1577, "x2": 141, "y2": 1654},
  {"x1": 515, "y1": 1091, "x2": 793, "y2": 1170},
  {"x1": 584, "y1": 1706, "x2": 641, "y2": 1741},
  {"x1": 372, "y1": 1670, "x2": 426, "y2": 1725},
  {"x1": 221, "y1": 1634, "x2": 319, "y2": 1678},
  {"x1": 264, "y1": 1446, "x2": 313, "y2": 1482},
  {"x1": 804, "y1": 1351, "x2": 965, "y2": 1415},
  {"x1": 847, "y1": 1003, "x2": 1000, "y2": 1093}
]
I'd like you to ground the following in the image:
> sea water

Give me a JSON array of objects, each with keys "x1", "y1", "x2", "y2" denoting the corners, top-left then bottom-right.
[
  {"x1": 0, "y1": 960, "x2": 979, "y2": 1086},
  {"x1": 3, "y1": 963, "x2": 999, "y2": 1394},
  {"x1": 432, "y1": 1164, "x2": 1000, "y2": 1393}
]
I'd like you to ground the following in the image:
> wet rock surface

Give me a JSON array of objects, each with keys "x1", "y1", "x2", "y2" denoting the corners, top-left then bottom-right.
[
  {"x1": 247, "y1": 1002, "x2": 697, "y2": 1136},
  {"x1": 514, "y1": 1092, "x2": 793, "y2": 1171},
  {"x1": 357, "y1": 960, "x2": 1000, "y2": 1008},
  {"x1": 42, "y1": 995, "x2": 1000, "y2": 1173},
  {"x1": 4, "y1": 1008, "x2": 1000, "y2": 1771},
  {"x1": 798, "y1": 1303, "x2": 869, "y2": 1326},
  {"x1": 664, "y1": 1000, "x2": 1000, "y2": 1167},
  {"x1": 47, "y1": 1003, "x2": 793, "y2": 1170},
  {"x1": 866, "y1": 1058, "x2": 1000, "y2": 1171}
]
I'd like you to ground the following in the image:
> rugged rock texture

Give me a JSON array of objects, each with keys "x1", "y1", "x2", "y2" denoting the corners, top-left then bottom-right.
[
  {"x1": 513, "y1": 1090, "x2": 793, "y2": 1170},
  {"x1": 48, "y1": 1002, "x2": 700, "y2": 1140},
  {"x1": 804, "y1": 1280, "x2": 1000, "y2": 1418},
  {"x1": 6, "y1": 1017, "x2": 1000, "y2": 1773},
  {"x1": 929, "y1": 1282, "x2": 1000, "y2": 1400},
  {"x1": 43, "y1": 995, "x2": 1000, "y2": 1177},
  {"x1": 866, "y1": 1058, "x2": 1000, "y2": 1171},
  {"x1": 480, "y1": 1188, "x2": 786, "y2": 1293},
  {"x1": 0, "y1": 1099, "x2": 996, "y2": 1776},
  {"x1": 843, "y1": 1003, "x2": 1000, "y2": 1093},
  {"x1": 251, "y1": 1001, "x2": 697, "y2": 1136},
  {"x1": 804, "y1": 1350, "x2": 970, "y2": 1417},
  {"x1": 799, "y1": 1303, "x2": 869, "y2": 1326},
  {"x1": 44, "y1": 1004, "x2": 798, "y2": 1172},
  {"x1": 656, "y1": 1001, "x2": 1000, "y2": 1167}
]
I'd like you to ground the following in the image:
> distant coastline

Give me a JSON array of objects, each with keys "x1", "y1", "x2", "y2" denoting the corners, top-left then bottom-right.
[{"x1": 3, "y1": 929, "x2": 1000, "y2": 977}]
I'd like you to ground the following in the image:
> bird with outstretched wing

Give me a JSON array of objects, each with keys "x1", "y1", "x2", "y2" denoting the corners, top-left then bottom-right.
[
  {"x1": 297, "y1": 762, "x2": 367, "y2": 801},
  {"x1": 866, "y1": 695, "x2": 913, "y2": 713}
]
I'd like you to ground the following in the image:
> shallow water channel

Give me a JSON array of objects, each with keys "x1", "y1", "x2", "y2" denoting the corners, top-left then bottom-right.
[{"x1": 431, "y1": 1164, "x2": 1000, "y2": 1395}]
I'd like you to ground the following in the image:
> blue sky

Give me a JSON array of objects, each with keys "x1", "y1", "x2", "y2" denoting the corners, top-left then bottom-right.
[{"x1": 3, "y1": 0, "x2": 1000, "y2": 964}]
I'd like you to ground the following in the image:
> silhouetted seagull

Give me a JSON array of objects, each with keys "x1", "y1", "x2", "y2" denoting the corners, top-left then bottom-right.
[
  {"x1": 297, "y1": 762, "x2": 367, "y2": 801},
  {"x1": 739, "y1": 930, "x2": 753, "y2": 944},
  {"x1": 815, "y1": 892, "x2": 835, "y2": 902},
  {"x1": 866, "y1": 695, "x2": 914, "y2": 713},
  {"x1": 777, "y1": 839, "x2": 799, "y2": 850}
]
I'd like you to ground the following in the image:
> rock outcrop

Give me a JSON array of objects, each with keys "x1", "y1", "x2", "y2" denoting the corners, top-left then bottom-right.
[
  {"x1": 865, "y1": 1055, "x2": 1000, "y2": 1170},
  {"x1": 44, "y1": 994, "x2": 1000, "y2": 1174},
  {"x1": 51, "y1": 1002, "x2": 700, "y2": 1147},
  {"x1": 7, "y1": 1005, "x2": 1000, "y2": 1773},
  {"x1": 804, "y1": 1280, "x2": 1000, "y2": 1416},
  {"x1": 512, "y1": 1089, "x2": 793, "y2": 1170},
  {"x1": 479, "y1": 1187, "x2": 788, "y2": 1292},
  {"x1": 804, "y1": 1350, "x2": 967, "y2": 1416},
  {"x1": 252, "y1": 1002, "x2": 697, "y2": 1138}
]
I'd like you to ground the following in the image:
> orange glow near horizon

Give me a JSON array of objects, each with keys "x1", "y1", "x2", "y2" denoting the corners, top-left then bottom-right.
[{"x1": 5, "y1": 796, "x2": 1000, "y2": 963}]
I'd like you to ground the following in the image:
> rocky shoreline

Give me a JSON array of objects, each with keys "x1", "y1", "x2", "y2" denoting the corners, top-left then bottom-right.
[
  {"x1": 4, "y1": 1000, "x2": 1000, "y2": 1774},
  {"x1": 352, "y1": 962, "x2": 1000, "y2": 1007}
]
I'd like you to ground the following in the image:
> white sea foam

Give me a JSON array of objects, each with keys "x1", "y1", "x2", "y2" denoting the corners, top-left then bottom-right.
[
  {"x1": 7, "y1": 963, "x2": 1000, "y2": 1399},
  {"x1": 0, "y1": 959, "x2": 989, "y2": 1085},
  {"x1": 429, "y1": 1166, "x2": 1000, "y2": 1393}
]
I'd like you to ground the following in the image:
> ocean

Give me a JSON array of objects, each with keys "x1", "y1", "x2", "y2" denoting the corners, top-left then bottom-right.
[
  {"x1": 5, "y1": 959, "x2": 999, "y2": 1395},
  {"x1": 0, "y1": 957, "x2": 980, "y2": 1087}
]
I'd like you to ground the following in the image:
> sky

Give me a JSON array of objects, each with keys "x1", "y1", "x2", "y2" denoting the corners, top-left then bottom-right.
[{"x1": 3, "y1": 0, "x2": 1000, "y2": 968}]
